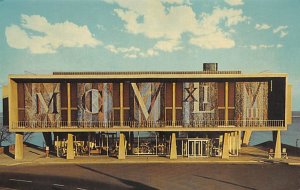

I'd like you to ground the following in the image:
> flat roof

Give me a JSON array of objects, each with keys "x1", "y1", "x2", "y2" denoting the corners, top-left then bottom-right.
[{"x1": 8, "y1": 72, "x2": 288, "y2": 81}]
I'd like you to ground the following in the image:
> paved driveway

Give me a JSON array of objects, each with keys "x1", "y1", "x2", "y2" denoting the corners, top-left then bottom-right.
[{"x1": 0, "y1": 163, "x2": 300, "y2": 190}]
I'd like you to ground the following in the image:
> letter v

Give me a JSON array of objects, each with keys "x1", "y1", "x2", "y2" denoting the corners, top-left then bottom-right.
[{"x1": 131, "y1": 83, "x2": 150, "y2": 119}]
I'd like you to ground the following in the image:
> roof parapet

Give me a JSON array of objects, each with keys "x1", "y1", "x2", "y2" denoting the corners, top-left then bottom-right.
[{"x1": 52, "y1": 71, "x2": 242, "y2": 75}]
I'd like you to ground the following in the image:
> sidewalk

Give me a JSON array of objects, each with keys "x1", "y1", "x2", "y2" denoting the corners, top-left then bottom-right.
[{"x1": 1, "y1": 145, "x2": 300, "y2": 166}]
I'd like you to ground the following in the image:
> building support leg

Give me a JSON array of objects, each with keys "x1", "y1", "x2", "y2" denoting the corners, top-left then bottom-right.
[
  {"x1": 238, "y1": 131, "x2": 242, "y2": 150},
  {"x1": 170, "y1": 132, "x2": 177, "y2": 159},
  {"x1": 222, "y1": 133, "x2": 230, "y2": 159},
  {"x1": 274, "y1": 130, "x2": 282, "y2": 159},
  {"x1": 118, "y1": 133, "x2": 126, "y2": 159},
  {"x1": 233, "y1": 132, "x2": 238, "y2": 155},
  {"x1": 231, "y1": 133, "x2": 234, "y2": 155},
  {"x1": 242, "y1": 131, "x2": 252, "y2": 146},
  {"x1": 234, "y1": 132, "x2": 239, "y2": 155},
  {"x1": 15, "y1": 132, "x2": 24, "y2": 160},
  {"x1": 67, "y1": 133, "x2": 74, "y2": 160}
]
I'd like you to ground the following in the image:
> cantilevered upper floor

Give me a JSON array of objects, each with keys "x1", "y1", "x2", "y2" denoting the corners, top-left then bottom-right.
[{"x1": 4, "y1": 63, "x2": 292, "y2": 132}]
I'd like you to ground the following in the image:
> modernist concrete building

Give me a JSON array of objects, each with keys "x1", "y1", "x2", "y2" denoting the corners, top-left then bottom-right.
[{"x1": 2, "y1": 63, "x2": 292, "y2": 160}]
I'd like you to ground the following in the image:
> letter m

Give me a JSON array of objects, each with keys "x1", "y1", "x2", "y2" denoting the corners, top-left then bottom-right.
[{"x1": 36, "y1": 93, "x2": 59, "y2": 114}]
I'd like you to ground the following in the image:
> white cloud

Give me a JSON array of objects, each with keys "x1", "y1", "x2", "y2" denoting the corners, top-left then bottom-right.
[
  {"x1": 224, "y1": 0, "x2": 244, "y2": 6},
  {"x1": 273, "y1": 25, "x2": 288, "y2": 33},
  {"x1": 113, "y1": 3, "x2": 198, "y2": 40},
  {"x1": 96, "y1": 24, "x2": 106, "y2": 31},
  {"x1": 105, "y1": 44, "x2": 158, "y2": 58},
  {"x1": 245, "y1": 44, "x2": 283, "y2": 50},
  {"x1": 189, "y1": 31, "x2": 235, "y2": 49},
  {"x1": 161, "y1": 0, "x2": 190, "y2": 4},
  {"x1": 5, "y1": 14, "x2": 100, "y2": 54},
  {"x1": 154, "y1": 40, "x2": 182, "y2": 52},
  {"x1": 259, "y1": 44, "x2": 274, "y2": 48},
  {"x1": 105, "y1": 45, "x2": 140, "y2": 54},
  {"x1": 279, "y1": 31, "x2": 288, "y2": 38},
  {"x1": 105, "y1": 0, "x2": 248, "y2": 50},
  {"x1": 250, "y1": 45, "x2": 257, "y2": 50},
  {"x1": 125, "y1": 54, "x2": 138, "y2": 58},
  {"x1": 255, "y1": 23, "x2": 271, "y2": 30},
  {"x1": 273, "y1": 25, "x2": 288, "y2": 38},
  {"x1": 145, "y1": 49, "x2": 159, "y2": 57},
  {"x1": 189, "y1": 8, "x2": 246, "y2": 49}
]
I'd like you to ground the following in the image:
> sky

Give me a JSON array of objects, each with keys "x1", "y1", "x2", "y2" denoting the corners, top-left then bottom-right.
[{"x1": 0, "y1": 0, "x2": 300, "y2": 111}]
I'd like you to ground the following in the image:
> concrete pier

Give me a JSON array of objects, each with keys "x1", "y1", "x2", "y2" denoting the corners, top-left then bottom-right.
[{"x1": 15, "y1": 132, "x2": 24, "y2": 160}]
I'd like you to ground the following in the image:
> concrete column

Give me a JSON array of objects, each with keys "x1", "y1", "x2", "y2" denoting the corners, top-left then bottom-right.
[
  {"x1": 170, "y1": 133, "x2": 177, "y2": 159},
  {"x1": 9, "y1": 80, "x2": 18, "y2": 131},
  {"x1": 274, "y1": 130, "x2": 282, "y2": 159},
  {"x1": 238, "y1": 131, "x2": 242, "y2": 150},
  {"x1": 15, "y1": 132, "x2": 24, "y2": 160},
  {"x1": 231, "y1": 132, "x2": 235, "y2": 155},
  {"x1": 66, "y1": 133, "x2": 74, "y2": 159},
  {"x1": 222, "y1": 133, "x2": 230, "y2": 159},
  {"x1": 120, "y1": 83, "x2": 124, "y2": 127},
  {"x1": 234, "y1": 132, "x2": 239, "y2": 154},
  {"x1": 67, "y1": 83, "x2": 71, "y2": 127},
  {"x1": 118, "y1": 133, "x2": 126, "y2": 159},
  {"x1": 232, "y1": 132, "x2": 238, "y2": 155},
  {"x1": 172, "y1": 83, "x2": 176, "y2": 126},
  {"x1": 225, "y1": 82, "x2": 229, "y2": 125},
  {"x1": 286, "y1": 84, "x2": 292, "y2": 125},
  {"x1": 242, "y1": 131, "x2": 252, "y2": 146}
]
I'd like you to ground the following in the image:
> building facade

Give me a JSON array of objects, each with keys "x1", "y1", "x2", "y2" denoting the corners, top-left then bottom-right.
[{"x1": 3, "y1": 64, "x2": 292, "y2": 160}]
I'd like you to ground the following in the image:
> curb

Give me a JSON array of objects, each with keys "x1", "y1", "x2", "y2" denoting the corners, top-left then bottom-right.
[{"x1": 287, "y1": 163, "x2": 300, "y2": 166}]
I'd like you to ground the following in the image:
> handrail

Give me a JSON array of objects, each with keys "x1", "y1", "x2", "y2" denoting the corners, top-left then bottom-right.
[
  {"x1": 53, "y1": 71, "x2": 242, "y2": 76},
  {"x1": 11, "y1": 120, "x2": 285, "y2": 129}
]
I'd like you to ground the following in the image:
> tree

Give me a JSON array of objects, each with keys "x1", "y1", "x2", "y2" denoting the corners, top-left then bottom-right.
[
  {"x1": 0, "y1": 125, "x2": 12, "y2": 146},
  {"x1": 0, "y1": 125, "x2": 34, "y2": 146},
  {"x1": 24, "y1": 132, "x2": 34, "y2": 143}
]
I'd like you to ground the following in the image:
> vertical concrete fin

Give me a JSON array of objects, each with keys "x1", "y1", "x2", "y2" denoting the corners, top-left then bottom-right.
[
  {"x1": 67, "y1": 83, "x2": 71, "y2": 127},
  {"x1": 242, "y1": 131, "x2": 252, "y2": 146},
  {"x1": 15, "y1": 132, "x2": 24, "y2": 160},
  {"x1": 120, "y1": 83, "x2": 124, "y2": 126},
  {"x1": 222, "y1": 133, "x2": 229, "y2": 159},
  {"x1": 286, "y1": 84, "x2": 292, "y2": 125},
  {"x1": 172, "y1": 83, "x2": 176, "y2": 126},
  {"x1": 170, "y1": 133, "x2": 177, "y2": 159},
  {"x1": 67, "y1": 133, "x2": 74, "y2": 160},
  {"x1": 118, "y1": 133, "x2": 126, "y2": 159},
  {"x1": 274, "y1": 130, "x2": 282, "y2": 159}
]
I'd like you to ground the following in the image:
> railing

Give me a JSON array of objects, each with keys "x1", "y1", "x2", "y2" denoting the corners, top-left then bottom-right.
[
  {"x1": 11, "y1": 120, "x2": 285, "y2": 129},
  {"x1": 52, "y1": 70, "x2": 241, "y2": 76}
]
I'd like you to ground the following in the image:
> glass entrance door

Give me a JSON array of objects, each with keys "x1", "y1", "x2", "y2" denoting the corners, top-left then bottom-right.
[{"x1": 188, "y1": 139, "x2": 209, "y2": 158}]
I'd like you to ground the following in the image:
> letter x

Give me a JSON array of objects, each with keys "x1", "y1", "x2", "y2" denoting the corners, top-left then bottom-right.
[{"x1": 183, "y1": 88, "x2": 197, "y2": 102}]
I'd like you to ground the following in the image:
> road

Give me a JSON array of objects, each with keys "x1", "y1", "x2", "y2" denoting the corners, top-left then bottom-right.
[{"x1": 0, "y1": 163, "x2": 299, "y2": 190}]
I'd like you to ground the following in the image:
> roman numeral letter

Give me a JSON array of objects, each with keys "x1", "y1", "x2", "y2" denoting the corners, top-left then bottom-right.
[
  {"x1": 183, "y1": 88, "x2": 197, "y2": 102},
  {"x1": 192, "y1": 83, "x2": 214, "y2": 114},
  {"x1": 131, "y1": 83, "x2": 163, "y2": 120},
  {"x1": 36, "y1": 92, "x2": 58, "y2": 114},
  {"x1": 81, "y1": 89, "x2": 103, "y2": 114}
]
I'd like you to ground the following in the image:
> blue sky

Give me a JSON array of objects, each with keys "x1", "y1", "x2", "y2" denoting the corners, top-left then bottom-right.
[{"x1": 0, "y1": 0, "x2": 299, "y2": 111}]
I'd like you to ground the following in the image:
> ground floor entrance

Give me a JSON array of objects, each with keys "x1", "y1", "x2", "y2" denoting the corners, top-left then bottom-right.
[
  {"x1": 12, "y1": 130, "x2": 285, "y2": 160},
  {"x1": 187, "y1": 139, "x2": 210, "y2": 158},
  {"x1": 53, "y1": 132, "x2": 240, "y2": 158},
  {"x1": 177, "y1": 138, "x2": 222, "y2": 158}
]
